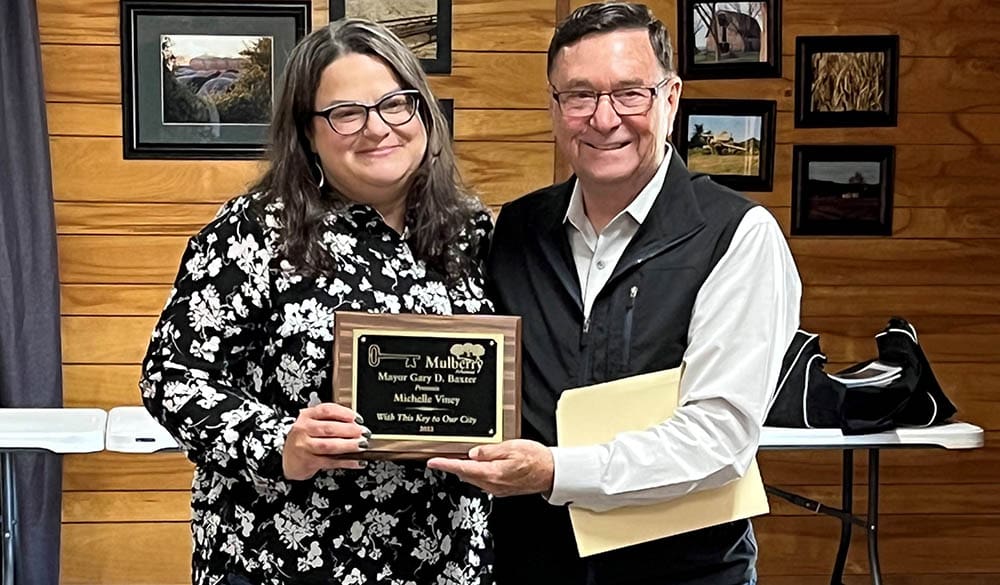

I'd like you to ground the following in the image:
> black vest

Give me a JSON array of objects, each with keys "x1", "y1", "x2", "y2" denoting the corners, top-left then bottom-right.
[{"x1": 487, "y1": 152, "x2": 758, "y2": 585}]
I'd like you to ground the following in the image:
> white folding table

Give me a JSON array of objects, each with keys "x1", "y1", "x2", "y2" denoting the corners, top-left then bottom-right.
[
  {"x1": 0, "y1": 408, "x2": 107, "y2": 585},
  {"x1": 102, "y1": 408, "x2": 984, "y2": 585},
  {"x1": 105, "y1": 406, "x2": 179, "y2": 454},
  {"x1": 759, "y1": 422, "x2": 985, "y2": 585}
]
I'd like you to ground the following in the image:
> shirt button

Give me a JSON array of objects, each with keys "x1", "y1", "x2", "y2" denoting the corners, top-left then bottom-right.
[{"x1": 596, "y1": 260, "x2": 607, "y2": 270}]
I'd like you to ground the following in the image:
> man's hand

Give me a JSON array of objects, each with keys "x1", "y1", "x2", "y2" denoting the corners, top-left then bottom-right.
[{"x1": 426, "y1": 439, "x2": 554, "y2": 497}]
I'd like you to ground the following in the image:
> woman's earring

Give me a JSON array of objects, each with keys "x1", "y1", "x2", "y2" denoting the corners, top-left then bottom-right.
[{"x1": 314, "y1": 159, "x2": 326, "y2": 189}]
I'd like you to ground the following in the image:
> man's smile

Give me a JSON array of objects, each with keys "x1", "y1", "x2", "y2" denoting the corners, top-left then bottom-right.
[{"x1": 584, "y1": 140, "x2": 630, "y2": 151}]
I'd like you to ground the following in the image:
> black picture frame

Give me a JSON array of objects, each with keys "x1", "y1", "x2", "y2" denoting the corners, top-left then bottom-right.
[
  {"x1": 672, "y1": 98, "x2": 776, "y2": 192},
  {"x1": 677, "y1": 0, "x2": 782, "y2": 80},
  {"x1": 329, "y1": 0, "x2": 452, "y2": 74},
  {"x1": 791, "y1": 145, "x2": 895, "y2": 236},
  {"x1": 121, "y1": 0, "x2": 310, "y2": 160},
  {"x1": 795, "y1": 35, "x2": 899, "y2": 128}
]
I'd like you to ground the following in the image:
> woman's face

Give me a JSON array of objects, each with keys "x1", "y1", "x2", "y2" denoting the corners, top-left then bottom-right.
[{"x1": 309, "y1": 53, "x2": 428, "y2": 209}]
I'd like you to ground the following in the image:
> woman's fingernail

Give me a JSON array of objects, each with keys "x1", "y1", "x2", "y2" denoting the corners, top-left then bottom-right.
[
  {"x1": 354, "y1": 414, "x2": 365, "y2": 425},
  {"x1": 362, "y1": 427, "x2": 372, "y2": 439},
  {"x1": 358, "y1": 439, "x2": 369, "y2": 449},
  {"x1": 357, "y1": 460, "x2": 368, "y2": 468}
]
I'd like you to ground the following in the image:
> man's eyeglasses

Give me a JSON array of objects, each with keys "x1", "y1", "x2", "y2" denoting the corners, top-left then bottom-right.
[
  {"x1": 313, "y1": 89, "x2": 421, "y2": 135},
  {"x1": 550, "y1": 78, "x2": 671, "y2": 118}
]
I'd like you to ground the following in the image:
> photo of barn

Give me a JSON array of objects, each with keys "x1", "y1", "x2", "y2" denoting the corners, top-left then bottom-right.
[{"x1": 692, "y1": 1, "x2": 769, "y2": 64}]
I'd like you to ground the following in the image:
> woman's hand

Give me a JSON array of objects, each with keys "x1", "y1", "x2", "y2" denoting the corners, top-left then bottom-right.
[{"x1": 282, "y1": 403, "x2": 371, "y2": 480}]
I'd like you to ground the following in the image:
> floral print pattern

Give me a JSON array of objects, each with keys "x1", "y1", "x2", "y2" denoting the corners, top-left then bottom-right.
[{"x1": 140, "y1": 194, "x2": 494, "y2": 585}]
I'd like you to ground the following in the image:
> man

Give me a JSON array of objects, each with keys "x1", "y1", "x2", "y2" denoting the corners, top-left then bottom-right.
[{"x1": 428, "y1": 3, "x2": 801, "y2": 584}]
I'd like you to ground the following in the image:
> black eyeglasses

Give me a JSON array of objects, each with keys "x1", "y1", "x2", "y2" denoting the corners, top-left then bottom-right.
[
  {"x1": 551, "y1": 79, "x2": 671, "y2": 118},
  {"x1": 313, "y1": 89, "x2": 421, "y2": 135}
]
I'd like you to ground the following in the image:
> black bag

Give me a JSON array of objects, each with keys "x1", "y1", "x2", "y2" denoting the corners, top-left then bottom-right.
[
  {"x1": 766, "y1": 330, "x2": 845, "y2": 429},
  {"x1": 839, "y1": 317, "x2": 957, "y2": 434},
  {"x1": 765, "y1": 317, "x2": 957, "y2": 434}
]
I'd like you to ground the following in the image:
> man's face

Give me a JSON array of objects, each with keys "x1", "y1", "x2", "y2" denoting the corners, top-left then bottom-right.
[{"x1": 548, "y1": 29, "x2": 681, "y2": 190}]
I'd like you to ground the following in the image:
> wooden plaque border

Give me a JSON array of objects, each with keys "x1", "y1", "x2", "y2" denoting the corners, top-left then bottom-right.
[{"x1": 333, "y1": 311, "x2": 521, "y2": 459}]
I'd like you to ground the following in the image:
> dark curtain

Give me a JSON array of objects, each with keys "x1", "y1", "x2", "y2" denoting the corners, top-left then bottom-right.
[{"x1": 0, "y1": 0, "x2": 65, "y2": 584}]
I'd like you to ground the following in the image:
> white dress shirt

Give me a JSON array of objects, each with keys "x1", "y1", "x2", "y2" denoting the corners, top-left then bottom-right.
[
  {"x1": 548, "y1": 156, "x2": 802, "y2": 512},
  {"x1": 564, "y1": 148, "x2": 668, "y2": 321}
]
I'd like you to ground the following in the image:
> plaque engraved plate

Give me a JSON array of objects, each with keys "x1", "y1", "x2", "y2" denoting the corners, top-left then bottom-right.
[
  {"x1": 333, "y1": 312, "x2": 521, "y2": 459},
  {"x1": 354, "y1": 332, "x2": 502, "y2": 441}
]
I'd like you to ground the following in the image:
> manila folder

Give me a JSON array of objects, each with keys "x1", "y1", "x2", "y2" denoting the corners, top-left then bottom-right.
[{"x1": 555, "y1": 368, "x2": 769, "y2": 557}]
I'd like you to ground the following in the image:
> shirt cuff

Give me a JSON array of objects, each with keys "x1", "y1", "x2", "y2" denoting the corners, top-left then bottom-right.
[
  {"x1": 245, "y1": 415, "x2": 296, "y2": 495},
  {"x1": 547, "y1": 444, "x2": 608, "y2": 507}
]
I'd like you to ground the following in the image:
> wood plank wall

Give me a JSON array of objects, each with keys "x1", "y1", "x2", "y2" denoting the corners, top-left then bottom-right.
[{"x1": 37, "y1": 0, "x2": 999, "y2": 582}]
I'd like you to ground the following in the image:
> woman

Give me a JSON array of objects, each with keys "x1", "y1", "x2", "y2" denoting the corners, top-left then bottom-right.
[{"x1": 140, "y1": 19, "x2": 493, "y2": 585}]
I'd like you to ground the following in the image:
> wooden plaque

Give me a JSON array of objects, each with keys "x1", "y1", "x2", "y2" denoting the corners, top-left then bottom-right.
[{"x1": 332, "y1": 311, "x2": 521, "y2": 460}]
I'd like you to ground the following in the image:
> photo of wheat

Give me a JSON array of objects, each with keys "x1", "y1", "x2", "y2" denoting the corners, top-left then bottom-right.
[
  {"x1": 794, "y1": 35, "x2": 898, "y2": 128},
  {"x1": 809, "y1": 51, "x2": 886, "y2": 113}
]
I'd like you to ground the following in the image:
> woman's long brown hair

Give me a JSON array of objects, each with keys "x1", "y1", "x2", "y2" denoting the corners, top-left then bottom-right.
[{"x1": 250, "y1": 19, "x2": 484, "y2": 282}]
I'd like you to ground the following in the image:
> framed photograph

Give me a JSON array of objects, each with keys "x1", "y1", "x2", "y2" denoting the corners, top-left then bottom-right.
[
  {"x1": 330, "y1": 0, "x2": 452, "y2": 74},
  {"x1": 791, "y1": 145, "x2": 895, "y2": 236},
  {"x1": 795, "y1": 35, "x2": 899, "y2": 128},
  {"x1": 677, "y1": 0, "x2": 782, "y2": 79},
  {"x1": 672, "y1": 99, "x2": 776, "y2": 192},
  {"x1": 121, "y1": 1, "x2": 309, "y2": 160}
]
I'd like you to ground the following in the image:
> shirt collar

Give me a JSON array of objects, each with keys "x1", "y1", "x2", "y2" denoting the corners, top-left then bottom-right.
[
  {"x1": 328, "y1": 200, "x2": 409, "y2": 239},
  {"x1": 563, "y1": 143, "x2": 673, "y2": 231}
]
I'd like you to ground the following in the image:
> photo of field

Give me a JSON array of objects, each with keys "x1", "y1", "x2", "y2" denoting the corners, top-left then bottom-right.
[
  {"x1": 810, "y1": 50, "x2": 887, "y2": 113},
  {"x1": 345, "y1": 0, "x2": 438, "y2": 59},
  {"x1": 686, "y1": 114, "x2": 762, "y2": 175},
  {"x1": 691, "y1": 1, "x2": 769, "y2": 64},
  {"x1": 804, "y1": 161, "x2": 883, "y2": 221},
  {"x1": 161, "y1": 34, "x2": 273, "y2": 126}
]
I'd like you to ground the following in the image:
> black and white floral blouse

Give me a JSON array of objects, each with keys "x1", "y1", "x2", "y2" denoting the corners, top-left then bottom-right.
[{"x1": 140, "y1": 193, "x2": 495, "y2": 585}]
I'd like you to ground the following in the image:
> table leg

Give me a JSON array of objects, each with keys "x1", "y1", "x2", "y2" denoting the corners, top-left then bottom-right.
[
  {"x1": 831, "y1": 449, "x2": 854, "y2": 585},
  {"x1": 867, "y1": 449, "x2": 883, "y2": 585},
  {"x1": 1, "y1": 452, "x2": 16, "y2": 585}
]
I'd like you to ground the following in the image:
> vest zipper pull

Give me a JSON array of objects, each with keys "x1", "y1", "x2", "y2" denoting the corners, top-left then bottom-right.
[{"x1": 581, "y1": 316, "x2": 593, "y2": 378}]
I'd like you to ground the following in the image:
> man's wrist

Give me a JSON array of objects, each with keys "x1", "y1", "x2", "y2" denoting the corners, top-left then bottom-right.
[{"x1": 546, "y1": 445, "x2": 604, "y2": 506}]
